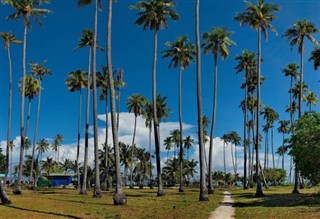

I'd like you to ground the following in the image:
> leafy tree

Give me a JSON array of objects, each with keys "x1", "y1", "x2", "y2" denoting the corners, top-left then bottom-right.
[
  {"x1": 131, "y1": 0, "x2": 179, "y2": 197},
  {"x1": 235, "y1": 0, "x2": 280, "y2": 197},
  {"x1": 3, "y1": 0, "x2": 52, "y2": 195},
  {"x1": 290, "y1": 111, "x2": 320, "y2": 185}
]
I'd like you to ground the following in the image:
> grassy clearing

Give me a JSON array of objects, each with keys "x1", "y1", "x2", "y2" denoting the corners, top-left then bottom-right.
[
  {"x1": 0, "y1": 187, "x2": 223, "y2": 219},
  {"x1": 231, "y1": 186, "x2": 320, "y2": 219}
]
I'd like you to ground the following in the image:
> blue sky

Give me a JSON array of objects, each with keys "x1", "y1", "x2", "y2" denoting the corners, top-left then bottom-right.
[{"x1": 1, "y1": 1, "x2": 320, "y2": 176}]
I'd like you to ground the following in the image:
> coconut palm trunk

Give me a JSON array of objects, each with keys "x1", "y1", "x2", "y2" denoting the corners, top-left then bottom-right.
[
  {"x1": 130, "y1": 115, "x2": 138, "y2": 188},
  {"x1": 255, "y1": 26, "x2": 263, "y2": 197},
  {"x1": 29, "y1": 79, "x2": 42, "y2": 188},
  {"x1": 178, "y1": 67, "x2": 184, "y2": 193},
  {"x1": 80, "y1": 47, "x2": 92, "y2": 195},
  {"x1": 196, "y1": 0, "x2": 208, "y2": 202},
  {"x1": 148, "y1": 124, "x2": 153, "y2": 189},
  {"x1": 15, "y1": 23, "x2": 27, "y2": 195},
  {"x1": 107, "y1": 0, "x2": 126, "y2": 205},
  {"x1": 5, "y1": 40, "x2": 13, "y2": 189},
  {"x1": 104, "y1": 90, "x2": 109, "y2": 191},
  {"x1": 0, "y1": 182, "x2": 11, "y2": 205},
  {"x1": 208, "y1": 53, "x2": 218, "y2": 194},
  {"x1": 152, "y1": 30, "x2": 165, "y2": 197},
  {"x1": 243, "y1": 82, "x2": 248, "y2": 189},
  {"x1": 91, "y1": 0, "x2": 101, "y2": 198}
]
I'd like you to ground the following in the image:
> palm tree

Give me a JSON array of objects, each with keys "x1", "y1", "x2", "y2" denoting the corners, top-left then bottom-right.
[
  {"x1": 127, "y1": 93, "x2": 146, "y2": 188},
  {"x1": 0, "y1": 32, "x2": 21, "y2": 190},
  {"x1": 143, "y1": 100, "x2": 153, "y2": 188},
  {"x1": 202, "y1": 27, "x2": 235, "y2": 194},
  {"x1": 65, "y1": 69, "x2": 86, "y2": 190},
  {"x1": 305, "y1": 91, "x2": 318, "y2": 112},
  {"x1": 37, "y1": 139, "x2": 49, "y2": 162},
  {"x1": 25, "y1": 138, "x2": 31, "y2": 155},
  {"x1": 73, "y1": 28, "x2": 103, "y2": 195},
  {"x1": 0, "y1": 178, "x2": 11, "y2": 204},
  {"x1": 162, "y1": 35, "x2": 196, "y2": 192},
  {"x1": 20, "y1": 75, "x2": 40, "y2": 138},
  {"x1": 277, "y1": 120, "x2": 290, "y2": 170},
  {"x1": 195, "y1": 0, "x2": 208, "y2": 201},
  {"x1": 51, "y1": 134, "x2": 63, "y2": 164},
  {"x1": 59, "y1": 158, "x2": 71, "y2": 175},
  {"x1": 276, "y1": 145, "x2": 287, "y2": 170},
  {"x1": 183, "y1": 136, "x2": 194, "y2": 160},
  {"x1": 309, "y1": 47, "x2": 320, "y2": 70},
  {"x1": 131, "y1": 0, "x2": 179, "y2": 197},
  {"x1": 234, "y1": 0, "x2": 280, "y2": 197},
  {"x1": 221, "y1": 133, "x2": 230, "y2": 182},
  {"x1": 114, "y1": 69, "x2": 125, "y2": 131},
  {"x1": 235, "y1": 49, "x2": 257, "y2": 189},
  {"x1": 284, "y1": 19, "x2": 319, "y2": 117},
  {"x1": 164, "y1": 137, "x2": 173, "y2": 163},
  {"x1": 170, "y1": 129, "x2": 180, "y2": 159},
  {"x1": 3, "y1": 0, "x2": 52, "y2": 194},
  {"x1": 119, "y1": 142, "x2": 131, "y2": 188},
  {"x1": 229, "y1": 131, "x2": 241, "y2": 183}
]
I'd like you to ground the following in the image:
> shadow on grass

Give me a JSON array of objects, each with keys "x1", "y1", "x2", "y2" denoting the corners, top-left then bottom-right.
[
  {"x1": 44, "y1": 197, "x2": 114, "y2": 206},
  {"x1": 234, "y1": 192, "x2": 320, "y2": 208},
  {"x1": 6, "y1": 205, "x2": 82, "y2": 219}
]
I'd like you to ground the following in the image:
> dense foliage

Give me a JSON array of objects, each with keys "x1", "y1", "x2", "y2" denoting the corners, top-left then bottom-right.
[{"x1": 290, "y1": 111, "x2": 320, "y2": 185}]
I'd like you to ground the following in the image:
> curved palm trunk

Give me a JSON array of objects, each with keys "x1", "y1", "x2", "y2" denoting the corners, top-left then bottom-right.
[
  {"x1": 255, "y1": 27, "x2": 263, "y2": 197},
  {"x1": 208, "y1": 54, "x2": 218, "y2": 194},
  {"x1": 107, "y1": 0, "x2": 126, "y2": 205},
  {"x1": 104, "y1": 90, "x2": 109, "y2": 191},
  {"x1": 92, "y1": 0, "x2": 101, "y2": 198},
  {"x1": 178, "y1": 67, "x2": 184, "y2": 193},
  {"x1": 130, "y1": 115, "x2": 138, "y2": 188},
  {"x1": 80, "y1": 47, "x2": 92, "y2": 195},
  {"x1": 15, "y1": 23, "x2": 27, "y2": 194},
  {"x1": 148, "y1": 125, "x2": 153, "y2": 189},
  {"x1": 75, "y1": 89, "x2": 82, "y2": 191},
  {"x1": 5, "y1": 45, "x2": 13, "y2": 189},
  {"x1": 196, "y1": 0, "x2": 208, "y2": 202},
  {"x1": 152, "y1": 30, "x2": 165, "y2": 197}
]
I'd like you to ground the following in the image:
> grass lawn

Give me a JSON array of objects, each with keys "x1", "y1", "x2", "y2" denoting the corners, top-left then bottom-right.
[
  {"x1": 231, "y1": 186, "x2": 320, "y2": 219},
  {"x1": 0, "y1": 187, "x2": 223, "y2": 219}
]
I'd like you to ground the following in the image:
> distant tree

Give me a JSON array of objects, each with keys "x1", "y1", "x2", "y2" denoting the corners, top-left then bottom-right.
[{"x1": 309, "y1": 47, "x2": 320, "y2": 70}]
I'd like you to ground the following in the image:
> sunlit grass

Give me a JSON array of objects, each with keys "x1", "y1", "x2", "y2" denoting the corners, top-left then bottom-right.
[
  {"x1": 0, "y1": 187, "x2": 223, "y2": 219},
  {"x1": 231, "y1": 186, "x2": 320, "y2": 219}
]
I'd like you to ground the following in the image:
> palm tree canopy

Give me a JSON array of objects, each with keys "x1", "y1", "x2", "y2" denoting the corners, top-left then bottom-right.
[
  {"x1": 156, "y1": 95, "x2": 170, "y2": 124},
  {"x1": 126, "y1": 94, "x2": 146, "y2": 117},
  {"x1": 281, "y1": 63, "x2": 300, "y2": 79},
  {"x1": 3, "y1": 0, "x2": 52, "y2": 28},
  {"x1": 0, "y1": 31, "x2": 22, "y2": 49},
  {"x1": 130, "y1": 0, "x2": 179, "y2": 32},
  {"x1": 283, "y1": 19, "x2": 319, "y2": 54},
  {"x1": 19, "y1": 75, "x2": 40, "y2": 100},
  {"x1": 30, "y1": 61, "x2": 51, "y2": 80},
  {"x1": 234, "y1": 0, "x2": 280, "y2": 40},
  {"x1": 73, "y1": 29, "x2": 104, "y2": 51},
  {"x1": 183, "y1": 136, "x2": 194, "y2": 149},
  {"x1": 277, "y1": 120, "x2": 290, "y2": 134},
  {"x1": 37, "y1": 138, "x2": 49, "y2": 155},
  {"x1": 142, "y1": 100, "x2": 153, "y2": 129},
  {"x1": 235, "y1": 49, "x2": 257, "y2": 75},
  {"x1": 309, "y1": 47, "x2": 320, "y2": 70},
  {"x1": 162, "y1": 35, "x2": 196, "y2": 70},
  {"x1": 65, "y1": 69, "x2": 87, "y2": 92},
  {"x1": 51, "y1": 134, "x2": 63, "y2": 152},
  {"x1": 201, "y1": 27, "x2": 235, "y2": 59},
  {"x1": 305, "y1": 91, "x2": 318, "y2": 108},
  {"x1": 164, "y1": 137, "x2": 172, "y2": 151}
]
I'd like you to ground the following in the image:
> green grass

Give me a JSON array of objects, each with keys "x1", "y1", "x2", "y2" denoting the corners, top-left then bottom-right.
[
  {"x1": 231, "y1": 186, "x2": 320, "y2": 219},
  {"x1": 0, "y1": 187, "x2": 223, "y2": 219}
]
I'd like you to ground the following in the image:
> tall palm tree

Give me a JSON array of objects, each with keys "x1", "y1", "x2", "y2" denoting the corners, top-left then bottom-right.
[
  {"x1": 183, "y1": 136, "x2": 194, "y2": 160},
  {"x1": 51, "y1": 134, "x2": 63, "y2": 164},
  {"x1": 97, "y1": 68, "x2": 111, "y2": 191},
  {"x1": 114, "y1": 69, "x2": 125, "y2": 131},
  {"x1": 131, "y1": 0, "x2": 179, "y2": 197},
  {"x1": 9, "y1": 140, "x2": 15, "y2": 184},
  {"x1": 26, "y1": 61, "x2": 50, "y2": 189},
  {"x1": 0, "y1": 32, "x2": 21, "y2": 190},
  {"x1": 164, "y1": 137, "x2": 173, "y2": 163},
  {"x1": 19, "y1": 75, "x2": 40, "y2": 138},
  {"x1": 276, "y1": 145, "x2": 287, "y2": 170},
  {"x1": 195, "y1": 0, "x2": 208, "y2": 202},
  {"x1": 277, "y1": 120, "x2": 290, "y2": 170},
  {"x1": 162, "y1": 35, "x2": 195, "y2": 192},
  {"x1": 202, "y1": 27, "x2": 235, "y2": 194},
  {"x1": 37, "y1": 139, "x2": 49, "y2": 162},
  {"x1": 126, "y1": 93, "x2": 146, "y2": 188},
  {"x1": 284, "y1": 19, "x2": 319, "y2": 117},
  {"x1": 59, "y1": 158, "x2": 71, "y2": 175},
  {"x1": 65, "y1": 69, "x2": 86, "y2": 190},
  {"x1": 170, "y1": 129, "x2": 180, "y2": 159},
  {"x1": 104, "y1": 0, "x2": 126, "y2": 204},
  {"x1": 119, "y1": 142, "x2": 131, "y2": 188},
  {"x1": 221, "y1": 133, "x2": 230, "y2": 182},
  {"x1": 74, "y1": 27, "x2": 103, "y2": 195},
  {"x1": 305, "y1": 91, "x2": 318, "y2": 112},
  {"x1": 236, "y1": 49, "x2": 257, "y2": 189},
  {"x1": 229, "y1": 131, "x2": 241, "y2": 183},
  {"x1": 309, "y1": 47, "x2": 320, "y2": 70},
  {"x1": 142, "y1": 100, "x2": 153, "y2": 188},
  {"x1": 25, "y1": 138, "x2": 31, "y2": 155},
  {"x1": 3, "y1": 0, "x2": 51, "y2": 194},
  {"x1": 234, "y1": 0, "x2": 280, "y2": 197}
]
